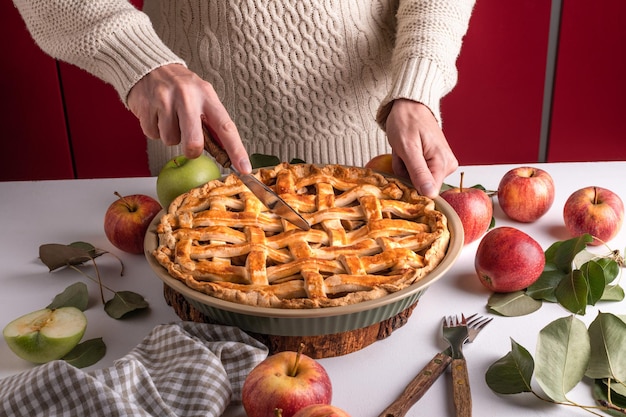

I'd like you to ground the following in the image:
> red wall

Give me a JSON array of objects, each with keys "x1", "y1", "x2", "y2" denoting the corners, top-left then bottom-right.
[
  {"x1": 2, "y1": 0, "x2": 624, "y2": 182},
  {"x1": 547, "y1": 0, "x2": 626, "y2": 162},
  {"x1": 442, "y1": 0, "x2": 552, "y2": 166}
]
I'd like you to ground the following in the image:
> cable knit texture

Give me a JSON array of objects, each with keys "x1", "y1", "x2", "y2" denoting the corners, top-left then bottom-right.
[{"x1": 12, "y1": 0, "x2": 474, "y2": 174}]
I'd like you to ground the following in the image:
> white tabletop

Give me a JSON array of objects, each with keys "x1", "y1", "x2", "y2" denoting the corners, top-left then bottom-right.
[{"x1": 1, "y1": 161, "x2": 625, "y2": 416}]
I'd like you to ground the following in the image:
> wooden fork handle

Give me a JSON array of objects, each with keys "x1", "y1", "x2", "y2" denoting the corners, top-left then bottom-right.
[
  {"x1": 377, "y1": 352, "x2": 453, "y2": 417},
  {"x1": 451, "y1": 358, "x2": 472, "y2": 417}
]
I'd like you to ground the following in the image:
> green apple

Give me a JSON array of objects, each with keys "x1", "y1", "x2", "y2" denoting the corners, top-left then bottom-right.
[
  {"x1": 3, "y1": 307, "x2": 87, "y2": 363},
  {"x1": 156, "y1": 154, "x2": 221, "y2": 209}
]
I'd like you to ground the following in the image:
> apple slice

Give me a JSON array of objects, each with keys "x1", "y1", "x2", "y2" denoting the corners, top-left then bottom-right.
[{"x1": 3, "y1": 307, "x2": 87, "y2": 363}]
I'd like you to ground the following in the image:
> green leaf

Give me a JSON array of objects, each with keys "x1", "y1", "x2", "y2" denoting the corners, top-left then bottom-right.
[
  {"x1": 47, "y1": 282, "x2": 89, "y2": 311},
  {"x1": 68, "y1": 241, "x2": 107, "y2": 259},
  {"x1": 39, "y1": 242, "x2": 107, "y2": 271},
  {"x1": 554, "y1": 270, "x2": 588, "y2": 315},
  {"x1": 485, "y1": 338, "x2": 534, "y2": 394},
  {"x1": 596, "y1": 258, "x2": 620, "y2": 285},
  {"x1": 62, "y1": 338, "x2": 107, "y2": 368},
  {"x1": 104, "y1": 291, "x2": 149, "y2": 319},
  {"x1": 547, "y1": 234, "x2": 593, "y2": 273},
  {"x1": 487, "y1": 291, "x2": 542, "y2": 317},
  {"x1": 250, "y1": 153, "x2": 281, "y2": 168},
  {"x1": 585, "y1": 312, "x2": 626, "y2": 381},
  {"x1": 39, "y1": 243, "x2": 92, "y2": 271},
  {"x1": 601, "y1": 285, "x2": 625, "y2": 301},
  {"x1": 592, "y1": 379, "x2": 626, "y2": 417},
  {"x1": 526, "y1": 266, "x2": 565, "y2": 302},
  {"x1": 581, "y1": 260, "x2": 614, "y2": 305},
  {"x1": 535, "y1": 315, "x2": 590, "y2": 402}
]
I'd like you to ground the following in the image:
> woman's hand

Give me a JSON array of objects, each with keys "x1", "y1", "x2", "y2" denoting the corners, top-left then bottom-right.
[
  {"x1": 385, "y1": 99, "x2": 458, "y2": 198},
  {"x1": 127, "y1": 64, "x2": 252, "y2": 173}
]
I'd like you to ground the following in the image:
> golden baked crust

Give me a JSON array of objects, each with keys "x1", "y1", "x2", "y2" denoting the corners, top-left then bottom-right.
[{"x1": 152, "y1": 163, "x2": 450, "y2": 309}]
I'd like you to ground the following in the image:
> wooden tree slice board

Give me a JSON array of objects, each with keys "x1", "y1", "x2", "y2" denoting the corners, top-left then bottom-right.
[{"x1": 163, "y1": 284, "x2": 418, "y2": 358}]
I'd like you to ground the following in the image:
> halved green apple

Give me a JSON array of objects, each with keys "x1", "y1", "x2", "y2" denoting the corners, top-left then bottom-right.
[{"x1": 3, "y1": 307, "x2": 87, "y2": 363}]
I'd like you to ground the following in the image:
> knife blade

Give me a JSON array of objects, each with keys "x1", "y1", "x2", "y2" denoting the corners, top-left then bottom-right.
[{"x1": 201, "y1": 121, "x2": 311, "y2": 230}]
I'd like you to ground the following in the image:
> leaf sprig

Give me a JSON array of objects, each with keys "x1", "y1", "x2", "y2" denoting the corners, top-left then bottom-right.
[
  {"x1": 44, "y1": 282, "x2": 107, "y2": 368},
  {"x1": 488, "y1": 234, "x2": 624, "y2": 316},
  {"x1": 39, "y1": 242, "x2": 149, "y2": 319},
  {"x1": 486, "y1": 313, "x2": 626, "y2": 416}
]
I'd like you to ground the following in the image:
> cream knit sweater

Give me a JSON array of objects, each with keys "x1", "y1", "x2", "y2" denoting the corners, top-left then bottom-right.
[{"x1": 13, "y1": 0, "x2": 474, "y2": 174}]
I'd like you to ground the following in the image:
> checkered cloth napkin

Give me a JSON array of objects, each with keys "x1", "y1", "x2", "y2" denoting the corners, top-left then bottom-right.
[{"x1": 0, "y1": 322, "x2": 268, "y2": 416}]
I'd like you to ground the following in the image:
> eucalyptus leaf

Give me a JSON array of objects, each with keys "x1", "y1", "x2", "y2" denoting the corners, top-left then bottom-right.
[
  {"x1": 547, "y1": 234, "x2": 593, "y2": 273},
  {"x1": 62, "y1": 338, "x2": 107, "y2": 368},
  {"x1": 581, "y1": 260, "x2": 613, "y2": 305},
  {"x1": 600, "y1": 378, "x2": 626, "y2": 398},
  {"x1": 68, "y1": 241, "x2": 107, "y2": 259},
  {"x1": 601, "y1": 285, "x2": 625, "y2": 301},
  {"x1": 535, "y1": 315, "x2": 590, "y2": 402},
  {"x1": 104, "y1": 291, "x2": 149, "y2": 319},
  {"x1": 39, "y1": 243, "x2": 92, "y2": 271},
  {"x1": 585, "y1": 313, "x2": 626, "y2": 381},
  {"x1": 47, "y1": 282, "x2": 89, "y2": 311},
  {"x1": 573, "y1": 249, "x2": 600, "y2": 269},
  {"x1": 485, "y1": 338, "x2": 534, "y2": 394},
  {"x1": 592, "y1": 379, "x2": 626, "y2": 417},
  {"x1": 526, "y1": 266, "x2": 565, "y2": 302},
  {"x1": 487, "y1": 291, "x2": 542, "y2": 317},
  {"x1": 596, "y1": 258, "x2": 620, "y2": 285},
  {"x1": 554, "y1": 269, "x2": 588, "y2": 315}
]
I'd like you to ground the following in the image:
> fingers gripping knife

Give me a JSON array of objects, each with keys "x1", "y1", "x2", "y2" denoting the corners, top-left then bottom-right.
[{"x1": 201, "y1": 121, "x2": 311, "y2": 230}]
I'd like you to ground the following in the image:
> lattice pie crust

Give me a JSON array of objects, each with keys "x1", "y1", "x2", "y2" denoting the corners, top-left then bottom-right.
[{"x1": 152, "y1": 164, "x2": 450, "y2": 309}]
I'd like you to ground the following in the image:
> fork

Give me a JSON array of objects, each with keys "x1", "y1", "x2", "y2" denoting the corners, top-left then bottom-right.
[
  {"x1": 443, "y1": 314, "x2": 472, "y2": 417},
  {"x1": 377, "y1": 314, "x2": 491, "y2": 417},
  {"x1": 466, "y1": 314, "x2": 493, "y2": 342}
]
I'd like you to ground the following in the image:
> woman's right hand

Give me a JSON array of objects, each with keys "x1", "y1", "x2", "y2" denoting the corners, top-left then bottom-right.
[{"x1": 127, "y1": 64, "x2": 252, "y2": 173}]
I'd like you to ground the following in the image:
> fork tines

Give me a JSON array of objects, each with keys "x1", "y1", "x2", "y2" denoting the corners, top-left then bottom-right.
[
  {"x1": 443, "y1": 315, "x2": 467, "y2": 326},
  {"x1": 467, "y1": 314, "x2": 493, "y2": 330}
]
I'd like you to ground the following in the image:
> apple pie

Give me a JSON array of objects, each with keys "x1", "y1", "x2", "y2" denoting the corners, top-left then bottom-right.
[{"x1": 152, "y1": 163, "x2": 450, "y2": 309}]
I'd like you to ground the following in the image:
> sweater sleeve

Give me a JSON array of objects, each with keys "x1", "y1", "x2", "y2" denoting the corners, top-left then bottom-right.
[
  {"x1": 12, "y1": 0, "x2": 186, "y2": 104},
  {"x1": 376, "y1": 0, "x2": 475, "y2": 129}
]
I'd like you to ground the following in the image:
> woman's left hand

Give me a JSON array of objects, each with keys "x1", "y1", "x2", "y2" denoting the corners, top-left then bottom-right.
[{"x1": 385, "y1": 99, "x2": 458, "y2": 198}]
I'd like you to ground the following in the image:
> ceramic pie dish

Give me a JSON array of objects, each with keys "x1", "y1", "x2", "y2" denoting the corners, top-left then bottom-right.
[{"x1": 144, "y1": 165, "x2": 463, "y2": 337}]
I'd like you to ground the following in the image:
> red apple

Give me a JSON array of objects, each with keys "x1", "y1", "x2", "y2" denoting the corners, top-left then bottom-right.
[
  {"x1": 292, "y1": 404, "x2": 352, "y2": 417},
  {"x1": 365, "y1": 153, "x2": 393, "y2": 175},
  {"x1": 497, "y1": 166, "x2": 555, "y2": 222},
  {"x1": 475, "y1": 227, "x2": 545, "y2": 293},
  {"x1": 563, "y1": 186, "x2": 624, "y2": 246},
  {"x1": 242, "y1": 345, "x2": 332, "y2": 417},
  {"x1": 104, "y1": 192, "x2": 162, "y2": 254},
  {"x1": 440, "y1": 172, "x2": 493, "y2": 244}
]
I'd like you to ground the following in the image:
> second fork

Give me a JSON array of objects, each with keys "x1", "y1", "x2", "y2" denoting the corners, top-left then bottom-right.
[{"x1": 443, "y1": 315, "x2": 472, "y2": 417}]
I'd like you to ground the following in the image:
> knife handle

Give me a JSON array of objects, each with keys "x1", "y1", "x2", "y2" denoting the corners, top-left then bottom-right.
[
  {"x1": 451, "y1": 358, "x2": 472, "y2": 417},
  {"x1": 377, "y1": 352, "x2": 452, "y2": 417},
  {"x1": 201, "y1": 119, "x2": 232, "y2": 169}
]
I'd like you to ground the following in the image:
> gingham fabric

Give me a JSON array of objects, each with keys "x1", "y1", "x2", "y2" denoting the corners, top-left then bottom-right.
[{"x1": 0, "y1": 322, "x2": 269, "y2": 416}]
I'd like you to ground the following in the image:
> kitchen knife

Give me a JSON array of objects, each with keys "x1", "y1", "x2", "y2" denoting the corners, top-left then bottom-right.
[{"x1": 201, "y1": 121, "x2": 311, "y2": 230}]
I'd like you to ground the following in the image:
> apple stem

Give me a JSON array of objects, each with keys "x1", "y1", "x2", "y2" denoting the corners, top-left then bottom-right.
[
  {"x1": 274, "y1": 409, "x2": 283, "y2": 417},
  {"x1": 459, "y1": 172, "x2": 465, "y2": 192},
  {"x1": 289, "y1": 342, "x2": 306, "y2": 377},
  {"x1": 114, "y1": 191, "x2": 136, "y2": 213},
  {"x1": 593, "y1": 187, "x2": 599, "y2": 205}
]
